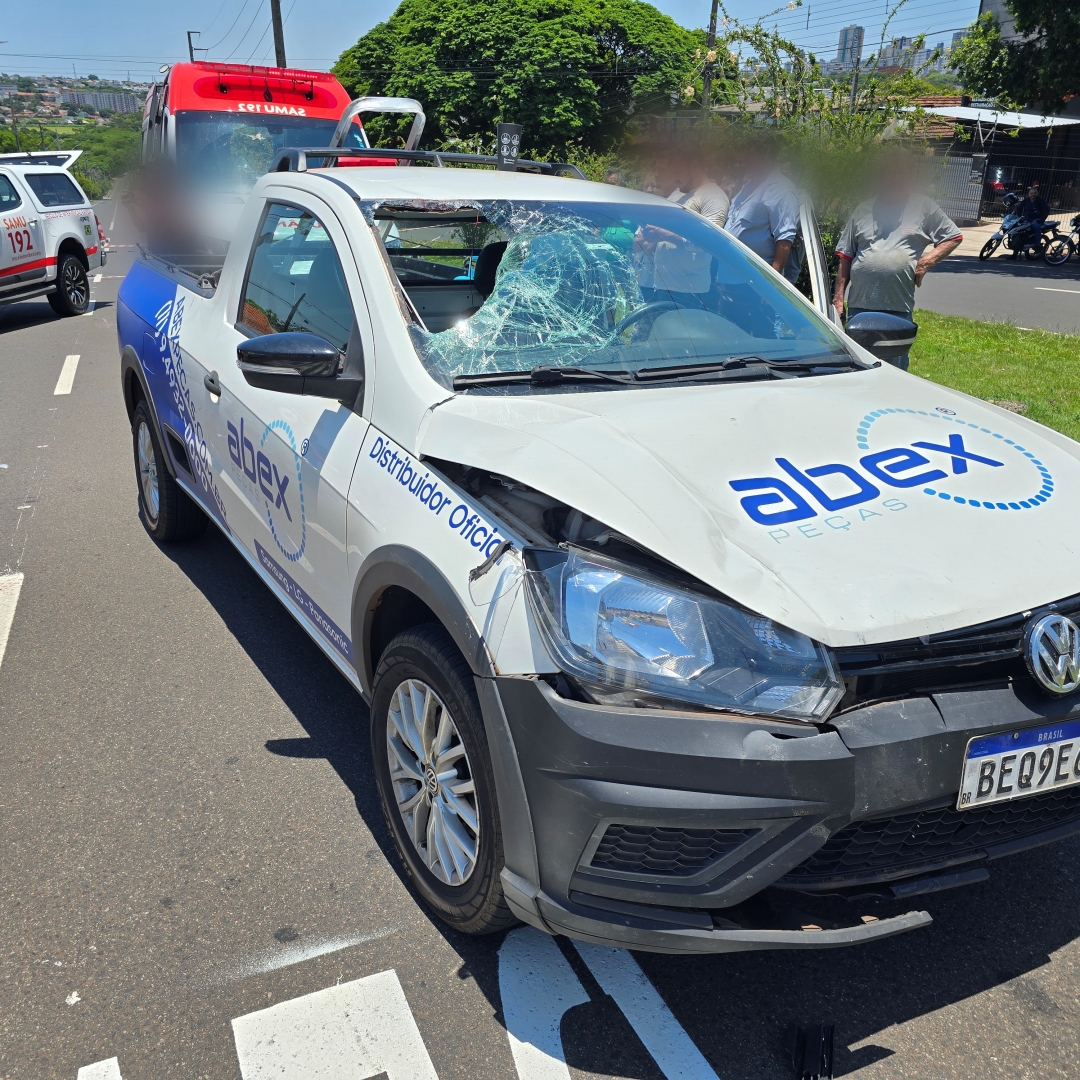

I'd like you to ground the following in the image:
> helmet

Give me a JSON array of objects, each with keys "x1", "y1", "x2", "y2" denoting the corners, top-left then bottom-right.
[{"x1": 1003, "y1": 192, "x2": 1020, "y2": 208}]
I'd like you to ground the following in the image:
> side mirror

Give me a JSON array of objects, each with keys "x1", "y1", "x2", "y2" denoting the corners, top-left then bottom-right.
[
  {"x1": 237, "y1": 332, "x2": 363, "y2": 406},
  {"x1": 844, "y1": 312, "x2": 918, "y2": 362}
]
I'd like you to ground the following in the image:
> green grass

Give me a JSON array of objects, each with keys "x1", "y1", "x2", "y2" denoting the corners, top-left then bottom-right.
[{"x1": 910, "y1": 310, "x2": 1080, "y2": 442}]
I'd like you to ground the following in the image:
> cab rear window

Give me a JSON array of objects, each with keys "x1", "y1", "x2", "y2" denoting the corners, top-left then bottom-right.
[{"x1": 24, "y1": 173, "x2": 84, "y2": 207}]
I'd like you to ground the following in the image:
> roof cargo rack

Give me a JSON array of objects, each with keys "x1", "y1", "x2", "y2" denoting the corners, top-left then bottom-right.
[{"x1": 270, "y1": 146, "x2": 586, "y2": 179}]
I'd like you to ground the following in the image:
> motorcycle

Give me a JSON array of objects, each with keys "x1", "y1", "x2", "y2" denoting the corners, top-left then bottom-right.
[
  {"x1": 1042, "y1": 212, "x2": 1080, "y2": 266},
  {"x1": 979, "y1": 193, "x2": 1074, "y2": 264}
]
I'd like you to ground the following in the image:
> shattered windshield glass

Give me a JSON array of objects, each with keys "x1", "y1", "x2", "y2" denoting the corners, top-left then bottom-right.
[{"x1": 363, "y1": 199, "x2": 849, "y2": 387}]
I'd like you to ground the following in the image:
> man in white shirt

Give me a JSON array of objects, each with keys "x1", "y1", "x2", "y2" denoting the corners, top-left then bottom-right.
[{"x1": 674, "y1": 148, "x2": 730, "y2": 228}]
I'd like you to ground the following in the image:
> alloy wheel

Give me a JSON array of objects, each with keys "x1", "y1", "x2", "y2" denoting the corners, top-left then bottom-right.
[
  {"x1": 137, "y1": 421, "x2": 160, "y2": 522},
  {"x1": 63, "y1": 259, "x2": 88, "y2": 308},
  {"x1": 385, "y1": 678, "x2": 479, "y2": 886}
]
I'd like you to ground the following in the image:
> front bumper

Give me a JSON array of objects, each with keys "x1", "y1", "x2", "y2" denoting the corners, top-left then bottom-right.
[{"x1": 478, "y1": 675, "x2": 1080, "y2": 953}]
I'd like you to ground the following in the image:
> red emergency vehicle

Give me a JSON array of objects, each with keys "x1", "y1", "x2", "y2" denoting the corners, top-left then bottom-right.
[{"x1": 141, "y1": 62, "x2": 378, "y2": 182}]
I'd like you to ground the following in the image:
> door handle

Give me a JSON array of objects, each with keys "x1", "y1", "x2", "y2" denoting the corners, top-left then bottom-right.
[
  {"x1": 204, "y1": 370, "x2": 222, "y2": 397},
  {"x1": 27, "y1": 219, "x2": 38, "y2": 225}
]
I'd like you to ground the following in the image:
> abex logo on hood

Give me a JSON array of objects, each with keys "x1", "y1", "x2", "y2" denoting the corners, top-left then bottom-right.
[{"x1": 730, "y1": 407, "x2": 1055, "y2": 527}]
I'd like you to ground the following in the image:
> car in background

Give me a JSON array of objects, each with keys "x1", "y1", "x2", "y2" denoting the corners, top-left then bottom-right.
[{"x1": 0, "y1": 150, "x2": 106, "y2": 317}]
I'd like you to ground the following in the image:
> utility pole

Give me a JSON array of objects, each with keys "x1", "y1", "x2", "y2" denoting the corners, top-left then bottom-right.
[
  {"x1": 12, "y1": 110, "x2": 20, "y2": 153},
  {"x1": 701, "y1": 0, "x2": 720, "y2": 115},
  {"x1": 270, "y1": 0, "x2": 287, "y2": 68},
  {"x1": 187, "y1": 31, "x2": 199, "y2": 63},
  {"x1": 849, "y1": 66, "x2": 859, "y2": 110}
]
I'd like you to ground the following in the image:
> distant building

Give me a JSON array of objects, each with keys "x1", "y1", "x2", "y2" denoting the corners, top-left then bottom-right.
[
  {"x1": 60, "y1": 90, "x2": 141, "y2": 114},
  {"x1": 951, "y1": 30, "x2": 969, "y2": 48},
  {"x1": 976, "y1": 0, "x2": 1018, "y2": 40},
  {"x1": 0, "y1": 85, "x2": 17, "y2": 99},
  {"x1": 878, "y1": 35, "x2": 914, "y2": 68},
  {"x1": 837, "y1": 25, "x2": 865, "y2": 69}
]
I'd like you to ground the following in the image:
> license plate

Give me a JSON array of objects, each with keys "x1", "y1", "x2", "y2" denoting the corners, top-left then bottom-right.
[{"x1": 958, "y1": 719, "x2": 1080, "y2": 810}]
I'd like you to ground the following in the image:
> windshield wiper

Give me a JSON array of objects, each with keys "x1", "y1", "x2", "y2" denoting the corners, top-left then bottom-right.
[
  {"x1": 453, "y1": 365, "x2": 634, "y2": 390},
  {"x1": 634, "y1": 355, "x2": 864, "y2": 383}
]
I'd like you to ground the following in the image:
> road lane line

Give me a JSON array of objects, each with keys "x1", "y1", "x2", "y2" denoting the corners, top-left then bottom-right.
[
  {"x1": 93, "y1": 273, "x2": 102, "y2": 282},
  {"x1": 499, "y1": 927, "x2": 589, "y2": 1080},
  {"x1": 81, "y1": 301, "x2": 96, "y2": 317},
  {"x1": 77, "y1": 1059, "x2": 123, "y2": 1080},
  {"x1": 1034, "y1": 287, "x2": 1080, "y2": 295},
  {"x1": 573, "y1": 941, "x2": 720, "y2": 1080},
  {"x1": 0, "y1": 572, "x2": 25, "y2": 673},
  {"x1": 54, "y1": 354, "x2": 81, "y2": 395},
  {"x1": 231, "y1": 969, "x2": 438, "y2": 1080}
]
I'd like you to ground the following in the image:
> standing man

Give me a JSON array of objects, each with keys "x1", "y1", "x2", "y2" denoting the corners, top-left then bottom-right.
[
  {"x1": 724, "y1": 136, "x2": 802, "y2": 281},
  {"x1": 673, "y1": 147, "x2": 730, "y2": 228},
  {"x1": 833, "y1": 150, "x2": 962, "y2": 369}
]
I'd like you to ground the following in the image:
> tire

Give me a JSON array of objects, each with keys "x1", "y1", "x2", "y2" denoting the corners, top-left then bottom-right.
[
  {"x1": 979, "y1": 237, "x2": 1000, "y2": 260},
  {"x1": 370, "y1": 624, "x2": 516, "y2": 935},
  {"x1": 47, "y1": 253, "x2": 90, "y2": 316},
  {"x1": 1044, "y1": 236, "x2": 1075, "y2": 266},
  {"x1": 131, "y1": 400, "x2": 208, "y2": 542}
]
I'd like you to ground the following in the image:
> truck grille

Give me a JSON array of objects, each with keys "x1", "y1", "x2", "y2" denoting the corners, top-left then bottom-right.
[
  {"x1": 834, "y1": 591, "x2": 1080, "y2": 703},
  {"x1": 780, "y1": 786, "x2": 1080, "y2": 890},
  {"x1": 589, "y1": 824, "x2": 758, "y2": 877}
]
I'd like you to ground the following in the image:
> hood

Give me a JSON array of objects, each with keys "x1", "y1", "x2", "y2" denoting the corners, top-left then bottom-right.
[{"x1": 417, "y1": 363, "x2": 1080, "y2": 648}]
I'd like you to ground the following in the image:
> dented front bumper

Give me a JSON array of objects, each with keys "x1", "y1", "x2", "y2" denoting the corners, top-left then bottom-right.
[{"x1": 476, "y1": 675, "x2": 1080, "y2": 953}]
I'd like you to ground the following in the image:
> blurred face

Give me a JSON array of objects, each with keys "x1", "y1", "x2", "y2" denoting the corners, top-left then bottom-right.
[
  {"x1": 1027, "y1": 187, "x2": 1038, "y2": 198},
  {"x1": 642, "y1": 173, "x2": 661, "y2": 196}
]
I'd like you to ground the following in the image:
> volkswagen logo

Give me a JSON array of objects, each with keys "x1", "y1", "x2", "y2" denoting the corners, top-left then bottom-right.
[{"x1": 1025, "y1": 613, "x2": 1080, "y2": 695}]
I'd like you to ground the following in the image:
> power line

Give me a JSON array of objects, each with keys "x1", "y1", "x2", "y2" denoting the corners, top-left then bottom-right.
[
  {"x1": 225, "y1": 0, "x2": 266, "y2": 61},
  {"x1": 203, "y1": 0, "x2": 255, "y2": 54}
]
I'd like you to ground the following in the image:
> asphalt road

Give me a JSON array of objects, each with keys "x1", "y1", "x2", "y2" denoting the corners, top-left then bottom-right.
[
  {"x1": 2, "y1": 202, "x2": 1080, "y2": 1080},
  {"x1": 917, "y1": 253, "x2": 1080, "y2": 334}
]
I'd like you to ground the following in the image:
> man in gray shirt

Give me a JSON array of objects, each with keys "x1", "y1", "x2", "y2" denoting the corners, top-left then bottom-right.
[{"x1": 834, "y1": 152, "x2": 962, "y2": 368}]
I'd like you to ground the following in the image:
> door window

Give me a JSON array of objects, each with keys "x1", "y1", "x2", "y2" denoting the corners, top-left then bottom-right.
[
  {"x1": 239, "y1": 202, "x2": 354, "y2": 352},
  {"x1": 0, "y1": 176, "x2": 21, "y2": 211}
]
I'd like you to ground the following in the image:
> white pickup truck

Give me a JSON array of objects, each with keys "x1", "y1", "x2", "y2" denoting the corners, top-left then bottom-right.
[
  {"x1": 117, "y1": 146, "x2": 1080, "y2": 955},
  {"x1": 0, "y1": 150, "x2": 106, "y2": 316}
]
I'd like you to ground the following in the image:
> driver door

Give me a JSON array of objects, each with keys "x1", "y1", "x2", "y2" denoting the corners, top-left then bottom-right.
[{"x1": 204, "y1": 195, "x2": 372, "y2": 671}]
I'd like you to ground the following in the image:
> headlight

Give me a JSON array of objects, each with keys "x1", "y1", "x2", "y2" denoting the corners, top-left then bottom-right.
[{"x1": 523, "y1": 548, "x2": 843, "y2": 721}]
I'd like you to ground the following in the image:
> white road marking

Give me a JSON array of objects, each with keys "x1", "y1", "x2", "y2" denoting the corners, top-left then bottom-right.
[
  {"x1": 81, "y1": 301, "x2": 96, "y2": 317},
  {"x1": 54, "y1": 354, "x2": 81, "y2": 395},
  {"x1": 1034, "y1": 287, "x2": 1080, "y2": 295},
  {"x1": 66, "y1": 990, "x2": 82, "y2": 1005},
  {"x1": 573, "y1": 942, "x2": 720, "y2": 1080},
  {"x1": 0, "y1": 573, "x2": 24, "y2": 673},
  {"x1": 77, "y1": 1058, "x2": 123, "y2": 1080},
  {"x1": 231, "y1": 969, "x2": 438, "y2": 1080},
  {"x1": 499, "y1": 927, "x2": 589, "y2": 1080},
  {"x1": 93, "y1": 273, "x2": 102, "y2": 282}
]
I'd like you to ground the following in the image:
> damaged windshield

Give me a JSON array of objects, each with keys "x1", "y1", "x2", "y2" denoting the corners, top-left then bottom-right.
[{"x1": 364, "y1": 199, "x2": 851, "y2": 388}]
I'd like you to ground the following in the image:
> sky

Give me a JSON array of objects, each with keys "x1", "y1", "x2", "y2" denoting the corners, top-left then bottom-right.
[{"x1": 1, "y1": 0, "x2": 982, "y2": 81}]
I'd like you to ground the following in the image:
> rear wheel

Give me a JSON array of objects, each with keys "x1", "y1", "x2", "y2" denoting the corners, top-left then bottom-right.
[
  {"x1": 131, "y1": 400, "x2": 207, "y2": 542},
  {"x1": 1044, "y1": 236, "x2": 1075, "y2": 266},
  {"x1": 370, "y1": 624, "x2": 516, "y2": 935},
  {"x1": 47, "y1": 253, "x2": 90, "y2": 316},
  {"x1": 978, "y1": 237, "x2": 1000, "y2": 260}
]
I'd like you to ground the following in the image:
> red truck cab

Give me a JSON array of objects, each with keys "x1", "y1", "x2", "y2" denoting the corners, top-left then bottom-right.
[{"x1": 142, "y1": 62, "x2": 371, "y2": 183}]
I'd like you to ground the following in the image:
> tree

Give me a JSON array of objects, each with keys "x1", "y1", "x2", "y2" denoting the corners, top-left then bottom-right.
[
  {"x1": 333, "y1": 0, "x2": 701, "y2": 157},
  {"x1": 952, "y1": 3, "x2": 1080, "y2": 110}
]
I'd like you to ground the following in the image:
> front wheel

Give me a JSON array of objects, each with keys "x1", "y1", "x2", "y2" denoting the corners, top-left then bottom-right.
[
  {"x1": 979, "y1": 237, "x2": 1001, "y2": 261},
  {"x1": 370, "y1": 624, "x2": 516, "y2": 935},
  {"x1": 47, "y1": 254, "x2": 90, "y2": 316},
  {"x1": 131, "y1": 400, "x2": 207, "y2": 542},
  {"x1": 1044, "y1": 236, "x2": 1075, "y2": 266}
]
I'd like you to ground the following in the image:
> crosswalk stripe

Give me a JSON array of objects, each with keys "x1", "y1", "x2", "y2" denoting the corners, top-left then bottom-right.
[
  {"x1": 573, "y1": 942, "x2": 720, "y2": 1080},
  {"x1": 54, "y1": 354, "x2": 81, "y2": 395},
  {"x1": 0, "y1": 573, "x2": 24, "y2": 673},
  {"x1": 76, "y1": 1058, "x2": 123, "y2": 1080},
  {"x1": 231, "y1": 968, "x2": 439, "y2": 1080},
  {"x1": 499, "y1": 927, "x2": 590, "y2": 1080}
]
